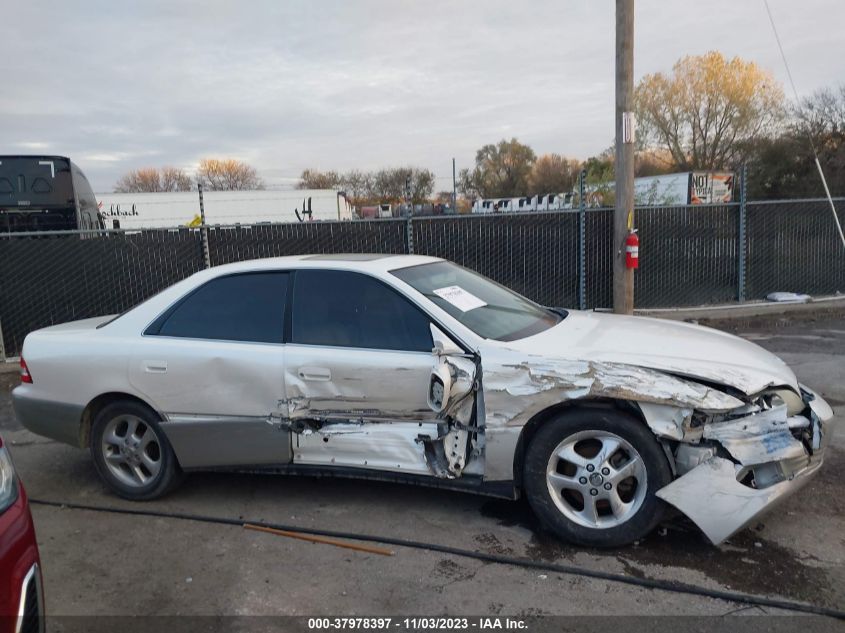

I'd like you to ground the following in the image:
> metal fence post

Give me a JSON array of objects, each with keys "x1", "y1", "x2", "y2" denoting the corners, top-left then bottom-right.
[
  {"x1": 406, "y1": 217, "x2": 414, "y2": 254},
  {"x1": 198, "y1": 183, "x2": 211, "y2": 269},
  {"x1": 578, "y1": 169, "x2": 587, "y2": 310},
  {"x1": 0, "y1": 319, "x2": 5, "y2": 363},
  {"x1": 738, "y1": 164, "x2": 747, "y2": 302}
]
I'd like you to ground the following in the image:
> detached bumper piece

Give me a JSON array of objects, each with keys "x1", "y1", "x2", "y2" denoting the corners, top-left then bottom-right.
[{"x1": 657, "y1": 387, "x2": 836, "y2": 544}]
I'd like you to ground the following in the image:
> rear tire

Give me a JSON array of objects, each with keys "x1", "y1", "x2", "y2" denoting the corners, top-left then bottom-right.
[
  {"x1": 90, "y1": 401, "x2": 184, "y2": 500},
  {"x1": 523, "y1": 408, "x2": 672, "y2": 547}
]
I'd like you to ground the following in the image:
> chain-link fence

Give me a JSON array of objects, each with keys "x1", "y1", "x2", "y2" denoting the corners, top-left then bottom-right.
[
  {"x1": 746, "y1": 199, "x2": 845, "y2": 299},
  {"x1": 207, "y1": 219, "x2": 408, "y2": 266},
  {"x1": 1, "y1": 197, "x2": 843, "y2": 358},
  {"x1": 412, "y1": 212, "x2": 581, "y2": 310}
]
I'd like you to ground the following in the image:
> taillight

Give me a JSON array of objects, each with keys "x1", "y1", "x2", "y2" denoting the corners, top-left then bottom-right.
[{"x1": 20, "y1": 357, "x2": 33, "y2": 384}]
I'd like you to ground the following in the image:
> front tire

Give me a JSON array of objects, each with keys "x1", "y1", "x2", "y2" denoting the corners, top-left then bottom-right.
[
  {"x1": 523, "y1": 408, "x2": 672, "y2": 547},
  {"x1": 90, "y1": 401, "x2": 184, "y2": 500}
]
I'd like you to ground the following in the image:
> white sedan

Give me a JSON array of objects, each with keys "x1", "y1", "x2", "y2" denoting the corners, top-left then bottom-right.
[{"x1": 12, "y1": 255, "x2": 836, "y2": 547}]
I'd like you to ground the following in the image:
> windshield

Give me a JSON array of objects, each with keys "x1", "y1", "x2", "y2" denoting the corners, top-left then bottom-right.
[{"x1": 392, "y1": 261, "x2": 563, "y2": 341}]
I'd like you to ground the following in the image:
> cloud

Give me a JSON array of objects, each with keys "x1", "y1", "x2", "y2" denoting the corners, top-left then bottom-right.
[{"x1": 1, "y1": 0, "x2": 842, "y2": 191}]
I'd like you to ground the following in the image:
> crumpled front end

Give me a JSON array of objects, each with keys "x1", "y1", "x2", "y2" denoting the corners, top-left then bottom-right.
[{"x1": 654, "y1": 385, "x2": 836, "y2": 544}]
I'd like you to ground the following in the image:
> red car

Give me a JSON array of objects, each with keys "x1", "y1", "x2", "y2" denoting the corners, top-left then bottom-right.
[{"x1": 0, "y1": 436, "x2": 43, "y2": 633}]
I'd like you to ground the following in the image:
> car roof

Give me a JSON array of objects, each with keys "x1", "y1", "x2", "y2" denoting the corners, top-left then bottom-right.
[{"x1": 205, "y1": 254, "x2": 443, "y2": 276}]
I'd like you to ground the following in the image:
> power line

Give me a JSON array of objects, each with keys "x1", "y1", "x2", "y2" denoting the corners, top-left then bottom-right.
[{"x1": 763, "y1": 0, "x2": 845, "y2": 249}]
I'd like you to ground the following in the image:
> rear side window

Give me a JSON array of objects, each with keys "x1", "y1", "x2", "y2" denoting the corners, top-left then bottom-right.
[
  {"x1": 291, "y1": 270, "x2": 433, "y2": 352},
  {"x1": 152, "y1": 273, "x2": 288, "y2": 343}
]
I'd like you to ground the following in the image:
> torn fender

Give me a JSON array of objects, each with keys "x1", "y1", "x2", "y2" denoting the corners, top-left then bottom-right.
[
  {"x1": 655, "y1": 456, "x2": 822, "y2": 545},
  {"x1": 482, "y1": 359, "x2": 743, "y2": 430}
]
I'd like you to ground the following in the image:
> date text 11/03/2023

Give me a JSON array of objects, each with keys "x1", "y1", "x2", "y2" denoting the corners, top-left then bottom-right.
[{"x1": 307, "y1": 617, "x2": 529, "y2": 630}]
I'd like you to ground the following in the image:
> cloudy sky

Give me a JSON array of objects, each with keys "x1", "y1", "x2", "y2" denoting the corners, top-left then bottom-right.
[{"x1": 2, "y1": 0, "x2": 843, "y2": 192}]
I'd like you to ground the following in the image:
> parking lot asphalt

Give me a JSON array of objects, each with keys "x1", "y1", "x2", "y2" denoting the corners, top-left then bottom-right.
[{"x1": 1, "y1": 313, "x2": 843, "y2": 618}]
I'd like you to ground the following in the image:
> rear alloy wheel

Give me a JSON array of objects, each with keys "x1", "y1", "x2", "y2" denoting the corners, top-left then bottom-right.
[
  {"x1": 523, "y1": 409, "x2": 672, "y2": 547},
  {"x1": 91, "y1": 401, "x2": 184, "y2": 500}
]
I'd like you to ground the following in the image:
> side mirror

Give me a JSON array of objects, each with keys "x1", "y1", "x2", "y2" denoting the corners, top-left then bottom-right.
[
  {"x1": 430, "y1": 324, "x2": 462, "y2": 355},
  {"x1": 427, "y1": 325, "x2": 476, "y2": 415},
  {"x1": 427, "y1": 363, "x2": 452, "y2": 413}
]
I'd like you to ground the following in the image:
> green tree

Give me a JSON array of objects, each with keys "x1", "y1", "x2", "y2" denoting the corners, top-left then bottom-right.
[{"x1": 459, "y1": 138, "x2": 536, "y2": 198}]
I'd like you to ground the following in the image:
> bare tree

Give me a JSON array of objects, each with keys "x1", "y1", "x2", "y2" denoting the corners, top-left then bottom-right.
[
  {"x1": 342, "y1": 169, "x2": 375, "y2": 203},
  {"x1": 196, "y1": 158, "x2": 264, "y2": 190},
  {"x1": 160, "y1": 166, "x2": 193, "y2": 191},
  {"x1": 635, "y1": 51, "x2": 785, "y2": 170},
  {"x1": 297, "y1": 167, "x2": 432, "y2": 205},
  {"x1": 745, "y1": 84, "x2": 845, "y2": 199},
  {"x1": 114, "y1": 166, "x2": 192, "y2": 192},
  {"x1": 297, "y1": 168, "x2": 341, "y2": 190}
]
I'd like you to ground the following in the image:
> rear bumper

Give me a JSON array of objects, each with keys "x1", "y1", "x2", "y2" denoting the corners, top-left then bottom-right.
[
  {"x1": 0, "y1": 484, "x2": 43, "y2": 633},
  {"x1": 657, "y1": 387, "x2": 836, "y2": 544},
  {"x1": 11, "y1": 388, "x2": 83, "y2": 447}
]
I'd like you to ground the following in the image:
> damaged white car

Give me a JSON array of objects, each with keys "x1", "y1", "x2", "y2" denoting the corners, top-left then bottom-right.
[{"x1": 12, "y1": 255, "x2": 836, "y2": 547}]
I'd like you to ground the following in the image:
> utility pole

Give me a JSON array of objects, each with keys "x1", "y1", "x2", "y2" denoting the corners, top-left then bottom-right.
[
  {"x1": 614, "y1": 0, "x2": 635, "y2": 314},
  {"x1": 452, "y1": 158, "x2": 457, "y2": 213}
]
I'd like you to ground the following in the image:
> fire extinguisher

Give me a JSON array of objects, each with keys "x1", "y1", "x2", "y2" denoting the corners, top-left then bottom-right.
[{"x1": 625, "y1": 229, "x2": 639, "y2": 269}]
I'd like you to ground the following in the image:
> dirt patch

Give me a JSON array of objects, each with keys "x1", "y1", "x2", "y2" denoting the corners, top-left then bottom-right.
[
  {"x1": 473, "y1": 532, "x2": 515, "y2": 556},
  {"x1": 479, "y1": 497, "x2": 835, "y2": 606},
  {"x1": 433, "y1": 558, "x2": 477, "y2": 584}
]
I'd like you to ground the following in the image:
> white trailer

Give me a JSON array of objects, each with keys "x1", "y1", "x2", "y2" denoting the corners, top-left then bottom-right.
[
  {"x1": 95, "y1": 189, "x2": 353, "y2": 229},
  {"x1": 471, "y1": 192, "x2": 573, "y2": 214}
]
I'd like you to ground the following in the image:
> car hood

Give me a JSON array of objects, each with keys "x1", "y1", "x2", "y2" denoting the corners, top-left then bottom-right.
[{"x1": 501, "y1": 310, "x2": 798, "y2": 396}]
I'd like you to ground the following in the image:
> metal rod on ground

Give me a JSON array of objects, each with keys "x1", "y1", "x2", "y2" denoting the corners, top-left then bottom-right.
[
  {"x1": 244, "y1": 523, "x2": 395, "y2": 556},
  {"x1": 198, "y1": 182, "x2": 211, "y2": 269},
  {"x1": 613, "y1": 0, "x2": 635, "y2": 315}
]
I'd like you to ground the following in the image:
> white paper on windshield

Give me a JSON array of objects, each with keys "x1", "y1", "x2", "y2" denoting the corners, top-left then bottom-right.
[{"x1": 432, "y1": 285, "x2": 487, "y2": 312}]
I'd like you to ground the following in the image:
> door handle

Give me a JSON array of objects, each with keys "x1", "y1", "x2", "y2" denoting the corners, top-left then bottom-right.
[
  {"x1": 143, "y1": 360, "x2": 168, "y2": 373},
  {"x1": 298, "y1": 366, "x2": 331, "y2": 381}
]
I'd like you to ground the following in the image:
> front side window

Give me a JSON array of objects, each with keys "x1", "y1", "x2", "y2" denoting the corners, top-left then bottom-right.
[
  {"x1": 152, "y1": 272, "x2": 288, "y2": 343},
  {"x1": 392, "y1": 262, "x2": 563, "y2": 342},
  {"x1": 291, "y1": 270, "x2": 433, "y2": 352}
]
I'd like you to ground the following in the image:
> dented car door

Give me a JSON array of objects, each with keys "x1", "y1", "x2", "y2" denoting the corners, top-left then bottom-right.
[
  {"x1": 129, "y1": 272, "x2": 292, "y2": 468},
  {"x1": 284, "y1": 269, "x2": 473, "y2": 477}
]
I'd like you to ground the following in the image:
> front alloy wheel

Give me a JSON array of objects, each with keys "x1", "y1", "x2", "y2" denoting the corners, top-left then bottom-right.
[
  {"x1": 523, "y1": 409, "x2": 672, "y2": 547},
  {"x1": 545, "y1": 430, "x2": 648, "y2": 529}
]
